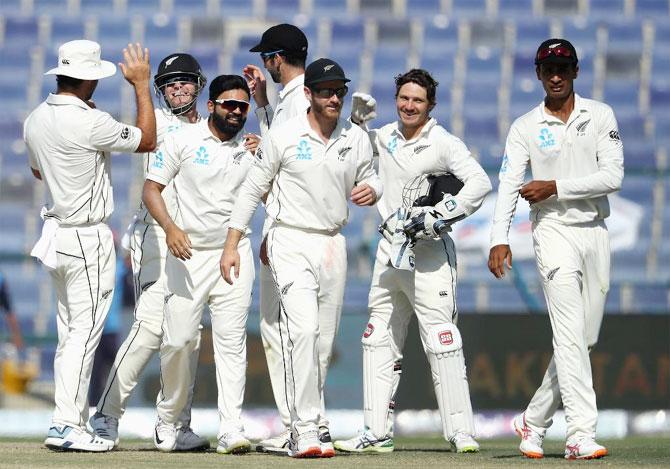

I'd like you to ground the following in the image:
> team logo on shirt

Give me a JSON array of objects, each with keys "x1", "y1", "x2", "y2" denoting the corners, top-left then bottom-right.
[
  {"x1": 499, "y1": 153, "x2": 509, "y2": 174},
  {"x1": 538, "y1": 128, "x2": 556, "y2": 149},
  {"x1": 193, "y1": 146, "x2": 210, "y2": 165},
  {"x1": 609, "y1": 130, "x2": 621, "y2": 141},
  {"x1": 413, "y1": 144, "x2": 430, "y2": 155},
  {"x1": 232, "y1": 150, "x2": 247, "y2": 165},
  {"x1": 387, "y1": 135, "x2": 398, "y2": 156},
  {"x1": 151, "y1": 150, "x2": 165, "y2": 169},
  {"x1": 575, "y1": 119, "x2": 591, "y2": 136},
  {"x1": 121, "y1": 127, "x2": 130, "y2": 139},
  {"x1": 254, "y1": 147, "x2": 263, "y2": 162},
  {"x1": 296, "y1": 139, "x2": 312, "y2": 160},
  {"x1": 337, "y1": 146, "x2": 352, "y2": 161}
]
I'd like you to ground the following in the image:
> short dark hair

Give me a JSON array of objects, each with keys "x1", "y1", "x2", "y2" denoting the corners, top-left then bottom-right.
[
  {"x1": 394, "y1": 69, "x2": 439, "y2": 105},
  {"x1": 279, "y1": 52, "x2": 306, "y2": 69},
  {"x1": 56, "y1": 75, "x2": 84, "y2": 90},
  {"x1": 208, "y1": 74, "x2": 251, "y2": 101}
]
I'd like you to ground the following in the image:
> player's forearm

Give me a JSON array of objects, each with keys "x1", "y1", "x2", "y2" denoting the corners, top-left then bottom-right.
[
  {"x1": 454, "y1": 163, "x2": 492, "y2": 215},
  {"x1": 142, "y1": 180, "x2": 173, "y2": 232},
  {"x1": 556, "y1": 163, "x2": 624, "y2": 200},
  {"x1": 133, "y1": 82, "x2": 157, "y2": 153},
  {"x1": 489, "y1": 180, "x2": 522, "y2": 247},
  {"x1": 223, "y1": 227, "x2": 243, "y2": 251}
]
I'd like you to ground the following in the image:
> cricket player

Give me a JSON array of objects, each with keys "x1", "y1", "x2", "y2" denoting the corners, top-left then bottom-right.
[
  {"x1": 335, "y1": 69, "x2": 491, "y2": 454},
  {"x1": 488, "y1": 39, "x2": 623, "y2": 460},
  {"x1": 89, "y1": 53, "x2": 210, "y2": 451},
  {"x1": 245, "y1": 24, "x2": 339, "y2": 455},
  {"x1": 24, "y1": 40, "x2": 156, "y2": 451},
  {"x1": 143, "y1": 75, "x2": 258, "y2": 454},
  {"x1": 221, "y1": 58, "x2": 382, "y2": 458}
]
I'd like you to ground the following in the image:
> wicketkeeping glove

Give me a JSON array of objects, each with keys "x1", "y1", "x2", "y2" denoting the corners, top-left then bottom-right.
[
  {"x1": 404, "y1": 193, "x2": 466, "y2": 240},
  {"x1": 351, "y1": 92, "x2": 377, "y2": 125}
]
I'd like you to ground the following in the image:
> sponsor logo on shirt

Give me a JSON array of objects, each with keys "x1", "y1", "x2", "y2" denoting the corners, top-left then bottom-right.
[
  {"x1": 438, "y1": 330, "x2": 453, "y2": 346},
  {"x1": 232, "y1": 150, "x2": 246, "y2": 165},
  {"x1": 439, "y1": 290, "x2": 448, "y2": 297},
  {"x1": 151, "y1": 150, "x2": 164, "y2": 169},
  {"x1": 499, "y1": 153, "x2": 509, "y2": 174},
  {"x1": 413, "y1": 144, "x2": 430, "y2": 155},
  {"x1": 575, "y1": 119, "x2": 590, "y2": 136},
  {"x1": 609, "y1": 130, "x2": 620, "y2": 141},
  {"x1": 255, "y1": 147, "x2": 263, "y2": 162},
  {"x1": 538, "y1": 128, "x2": 556, "y2": 149},
  {"x1": 120, "y1": 127, "x2": 130, "y2": 139},
  {"x1": 337, "y1": 146, "x2": 352, "y2": 161},
  {"x1": 387, "y1": 135, "x2": 398, "y2": 156},
  {"x1": 193, "y1": 146, "x2": 209, "y2": 165},
  {"x1": 165, "y1": 124, "x2": 180, "y2": 134},
  {"x1": 296, "y1": 139, "x2": 312, "y2": 160},
  {"x1": 363, "y1": 322, "x2": 374, "y2": 338}
]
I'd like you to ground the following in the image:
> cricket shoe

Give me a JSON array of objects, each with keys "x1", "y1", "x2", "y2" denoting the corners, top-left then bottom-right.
[
  {"x1": 217, "y1": 431, "x2": 251, "y2": 454},
  {"x1": 318, "y1": 426, "x2": 335, "y2": 458},
  {"x1": 333, "y1": 428, "x2": 394, "y2": 453},
  {"x1": 564, "y1": 438, "x2": 608, "y2": 460},
  {"x1": 512, "y1": 413, "x2": 544, "y2": 459},
  {"x1": 44, "y1": 425, "x2": 114, "y2": 452},
  {"x1": 256, "y1": 428, "x2": 291, "y2": 454},
  {"x1": 288, "y1": 430, "x2": 322, "y2": 458},
  {"x1": 175, "y1": 425, "x2": 210, "y2": 451},
  {"x1": 153, "y1": 418, "x2": 177, "y2": 452},
  {"x1": 89, "y1": 412, "x2": 119, "y2": 447},
  {"x1": 449, "y1": 432, "x2": 480, "y2": 453}
]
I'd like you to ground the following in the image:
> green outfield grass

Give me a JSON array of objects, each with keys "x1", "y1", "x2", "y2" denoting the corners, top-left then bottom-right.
[{"x1": 0, "y1": 437, "x2": 668, "y2": 468}]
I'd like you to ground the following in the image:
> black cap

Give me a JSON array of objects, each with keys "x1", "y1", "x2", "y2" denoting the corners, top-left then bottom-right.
[
  {"x1": 535, "y1": 38, "x2": 578, "y2": 66},
  {"x1": 154, "y1": 53, "x2": 204, "y2": 87},
  {"x1": 249, "y1": 23, "x2": 308, "y2": 58},
  {"x1": 304, "y1": 58, "x2": 350, "y2": 87}
]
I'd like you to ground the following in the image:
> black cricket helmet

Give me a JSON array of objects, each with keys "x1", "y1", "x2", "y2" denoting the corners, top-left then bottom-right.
[{"x1": 153, "y1": 53, "x2": 207, "y2": 116}]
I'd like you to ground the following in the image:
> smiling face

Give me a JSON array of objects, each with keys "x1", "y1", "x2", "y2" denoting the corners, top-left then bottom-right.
[
  {"x1": 396, "y1": 82, "x2": 433, "y2": 131},
  {"x1": 163, "y1": 80, "x2": 198, "y2": 109},
  {"x1": 207, "y1": 88, "x2": 250, "y2": 136},
  {"x1": 536, "y1": 62, "x2": 578, "y2": 101}
]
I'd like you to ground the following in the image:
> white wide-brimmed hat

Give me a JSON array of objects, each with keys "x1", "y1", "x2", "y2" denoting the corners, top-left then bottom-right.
[{"x1": 45, "y1": 39, "x2": 117, "y2": 80}]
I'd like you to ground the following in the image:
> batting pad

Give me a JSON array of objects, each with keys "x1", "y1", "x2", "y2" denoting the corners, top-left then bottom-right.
[{"x1": 426, "y1": 323, "x2": 475, "y2": 439}]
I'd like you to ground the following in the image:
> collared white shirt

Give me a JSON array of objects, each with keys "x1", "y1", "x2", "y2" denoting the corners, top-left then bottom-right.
[
  {"x1": 230, "y1": 112, "x2": 382, "y2": 233},
  {"x1": 254, "y1": 74, "x2": 310, "y2": 136},
  {"x1": 490, "y1": 94, "x2": 624, "y2": 247},
  {"x1": 24, "y1": 93, "x2": 142, "y2": 226},
  {"x1": 138, "y1": 108, "x2": 203, "y2": 225},
  {"x1": 371, "y1": 117, "x2": 492, "y2": 221},
  {"x1": 146, "y1": 119, "x2": 254, "y2": 249}
]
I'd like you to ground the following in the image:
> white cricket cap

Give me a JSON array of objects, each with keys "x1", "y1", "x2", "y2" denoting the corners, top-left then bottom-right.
[{"x1": 45, "y1": 39, "x2": 116, "y2": 80}]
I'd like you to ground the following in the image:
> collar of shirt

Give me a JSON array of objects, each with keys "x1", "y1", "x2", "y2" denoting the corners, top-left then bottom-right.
[
  {"x1": 297, "y1": 111, "x2": 350, "y2": 145},
  {"x1": 46, "y1": 93, "x2": 90, "y2": 110},
  {"x1": 536, "y1": 93, "x2": 588, "y2": 125},
  {"x1": 196, "y1": 118, "x2": 245, "y2": 145},
  {"x1": 391, "y1": 117, "x2": 437, "y2": 143},
  {"x1": 279, "y1": 74, "x2": 305, "y2": 101}
]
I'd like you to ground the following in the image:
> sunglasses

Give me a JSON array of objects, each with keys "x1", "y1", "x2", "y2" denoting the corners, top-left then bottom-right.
[
  {"x1": 311, "y1": 86, "x2": 348, "y2": 99},
  {"x1": 536, "y1": 46, "x2": 574, "y2": 62},
  {"x1": 214, "y1": 99, "x2": 250, "y2": 112},
  {"x1": 260, "y1": 49, "x2": 284, "y2": 59}
]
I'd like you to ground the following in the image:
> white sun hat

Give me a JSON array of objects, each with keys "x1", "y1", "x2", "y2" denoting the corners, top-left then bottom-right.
[{"x1": 45, "y1": 39, "x2": 117, "y2": 80}]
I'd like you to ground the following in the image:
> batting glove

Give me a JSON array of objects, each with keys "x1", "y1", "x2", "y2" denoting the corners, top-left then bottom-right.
[{"x1": 351, "y1": 92, "x2": 377, "y2": 125}]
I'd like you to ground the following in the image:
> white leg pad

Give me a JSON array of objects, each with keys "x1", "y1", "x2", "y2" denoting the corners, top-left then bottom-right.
[
  {"x1": 362, "y1": 317, "x2": 400, "y2": 440},
  {"x1": 426, "y1": 323, "x2": 475, "y2": 439}
]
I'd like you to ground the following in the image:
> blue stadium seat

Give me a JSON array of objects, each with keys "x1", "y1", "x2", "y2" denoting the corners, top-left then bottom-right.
[
  {"x1": 220, "y1": 0, "x2": 254, "y2": 17},
  {"x1": 465, "y1": 53, "x2": 502, "y2": 86},
  {"x1": 421, "y1": 20, "x2": 459, "y2": 55},
  {"x1": 514, "y1": 18, "x2": 551, "y2": 55},
  {"x1": 589, "y1": 0, "x2": 625, "y2": 20},
  {"x1": 34, "y1": 0, "x2": 68, "y2": 15},
  {"x1": 561, "y1": 18, "x2": 599, "y2": 55},
  {"x1": 81, "y1": 0, "x2": 115, "y2": 15},
  {"x1": 375, "y1": 19, "x2": 412, "y2": 52},
  {"x1": 0, "y1": 0, "x2": 24, "y2": 15},
  {"x1": 96, "y1": 18, "x2": 134, "y2": 60},
  {"x1": 418, "y1": 50, "x2": 456, "y2": 87},
  {"x1": 265, "y1": 0, "x2": 302, "y2": 20},
  {"x1": 617, "y1": 114, "x2": 648, "y2": 144},
  {"x1": 468, "y1": 19, "x2": 506, "y2": 50},
  {"x1": 144, "y1": 16, "x2": 179, "y2": 53},
  {"x1": 498, "y1": 0, "x2": 534, "y2": 18},
  {"x1": 369, "y1": 80, "x2": 397, "y2": 121},
  {"x1": 359, "y1": 0, "x2": 394, "y2": 17},
  {"x1": 50, "y1": 17, "x2": 86, "y2": 46},
  {"x1": 451, "y1": 0, "x2": 488, "y2": 18},
  {"x1": 651, "y1": 51, "x2": 670, "y2": 89},
  {"x1": 312, "y1": 0, "x2": 349, "y2": 16},
  {"x1": 187, "y1": 47, "x2": 220, "y2": 75},
  {"x1": 329, "y1": 18, "x2": 366, "y2": 56},
  {"x1": 618, "y1": 175, "x2": 654, "y2": 204},
  {"x1": 654, "y1": 114, "x2": 670, "y2": 147},
  {"x1": 606, "y1": 20, "x2": 644, "y2": 53},
  {"x1": 543, "y1": 0, "x2": 580, "y2": 16},
  {"x1": 405, "y1": 0, "x2": 443, "y2": 18},
  {"x1": 463, "y1": 115, "x2": 500, "y2": 148},
  {"x1": 636, "y1": 0, "x2": 670, "y2": 17},
  {"x1": 623, "y1": 141, "x2": 658, "y2": 171},
  {"x1": 654, "y1": 21, "x2": 670, "y2": 53},
  {"x1": 2, "y1": 17, "x2": 38, "y2": 49},
  {"x1": 190, "y1": 17, "x2": 224, "y2": 45},
  {"x1": 603, "y1": 80, "x2": 640, "y2": 117},
  {"x1": 633, "y1": 284, "x2": 669, "y2": 313},
  {"x1": 463, "y1": 81, "x2": 499, "y2": 118},
  {"x1": 371, "y1": 48, "x2": 410, "y2": 78}
]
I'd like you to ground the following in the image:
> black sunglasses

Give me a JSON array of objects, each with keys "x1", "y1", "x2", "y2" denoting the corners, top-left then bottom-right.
[
  {"x1": 214, "y1": 99, "x2": 250, "y2": 113},
  {"x1": 260, "y1": 49, "x2": 284, "y2": 60},
  {"x1": 311, "y1": 86, "x2": 348, "y2": 99}
]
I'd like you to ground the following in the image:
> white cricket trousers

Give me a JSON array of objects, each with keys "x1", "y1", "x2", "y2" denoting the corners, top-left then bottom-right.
[
  {"x1": 96, "y1": 221, "x2": 197, "y2": 426},
  {"x1": 266, "y1": 224, "x2": 346, "y2": 437},
  {"x1": 50, "y1": 223, "x2": 115, "y2": 429},
  {"x1": 526, "y1": 219, "x2": 610, "y2": 442},
  {"x1": 156, "y1": 238, "x2": 254, "y2": 436}
]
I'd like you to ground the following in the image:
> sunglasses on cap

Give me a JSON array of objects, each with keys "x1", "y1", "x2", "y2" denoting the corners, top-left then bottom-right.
[
  {"x1": 311, "y1": 86, "x2": 349, "y2": 99},
  {"x1": 260, "y1": 49, "x2": 284, "y2": 59},
  {"x1": 214, "y1": 99, "x2": 250, "y2": 112},
  {"x1": 536, "y1": 46, "x2": 574, "y2": 62}
]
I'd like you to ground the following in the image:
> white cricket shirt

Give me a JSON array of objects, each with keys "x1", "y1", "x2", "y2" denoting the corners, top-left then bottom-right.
[
  {"x1": 254, "y1": 74, "x2": 310, "y2": 136},
  {"x1": 490, "y1": 94, "x2": 625, "y2": 247},
  {"x1": 229, "y1": 112, "x2": 383, "y2": 233},
  {"x1": 146, "y1": 119, "x2": 255, "y2": 249},
  {"x1": 24, "y1": 93, "x2": 142, "y2": 226}
]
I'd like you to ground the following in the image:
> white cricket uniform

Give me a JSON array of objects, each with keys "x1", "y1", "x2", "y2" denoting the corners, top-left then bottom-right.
[
  {"x1": 363, "y1": 118, "x2": 491, "y2": 440},
  {"x1": 24, "y1": 93, "x2": 142, "y2": 430},
  {"x1": 229, "y1": 112, "x2": 382, "y2": 437},
  {"x1": 490, "y1": 94, "x2": 624, "y2": 442},
  {"x1": 147, "y1": 119, "x2": 255, "y2": 436},
  {"x1": 96, "y1": 108, "x2": 201, "y2": 425},
  {"x1": 255, "y1": 74, "x2": 326, "y2": 430}
]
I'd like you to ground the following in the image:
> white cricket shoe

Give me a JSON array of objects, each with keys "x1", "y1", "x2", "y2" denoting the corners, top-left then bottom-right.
[
  {"x1": 512, "y1": 413, "x2": 544, "y2": 459},
  {"x1": 44, "y1": 425, "x2": 114, "y2": 452},
  {"x1": 255, "y1": 428, "x2": 291, "y2": 454},
  {"x1": 333, "y1": 428, "x2": 395, "y2": 453},
  {"x1": 565, "y1": 438, "x2": 608, "y2": 460},
  {"x1": 89, "y1": 412, "x2": 119, "y2": 447},
  {"x1": 175, "y1": 425, "x2": 210, "y2": 451},
  {"x1": 449, "y1": 432, "x2": 480, "y2": 453},
  {"x1": 288, "y1": 429, "x2": 322, "y2": 458},
  {"x1": 318, "y1": 426, "x2": 335, "y2": 458},
  {"x1": 216, "y1": 431, "x2": 251, "y2": 454},
  {"x1": 153, "y1": 418, "x2": 177, "y2": 452}
]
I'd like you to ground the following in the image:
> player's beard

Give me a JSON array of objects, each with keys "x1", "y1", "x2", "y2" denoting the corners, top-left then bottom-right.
[
  {"x1": 211, "y1": 112, "x2": 246, "y2": 136},
  {"x1": 268, "y1": 67, "x2": 281, "y2": 83}
]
